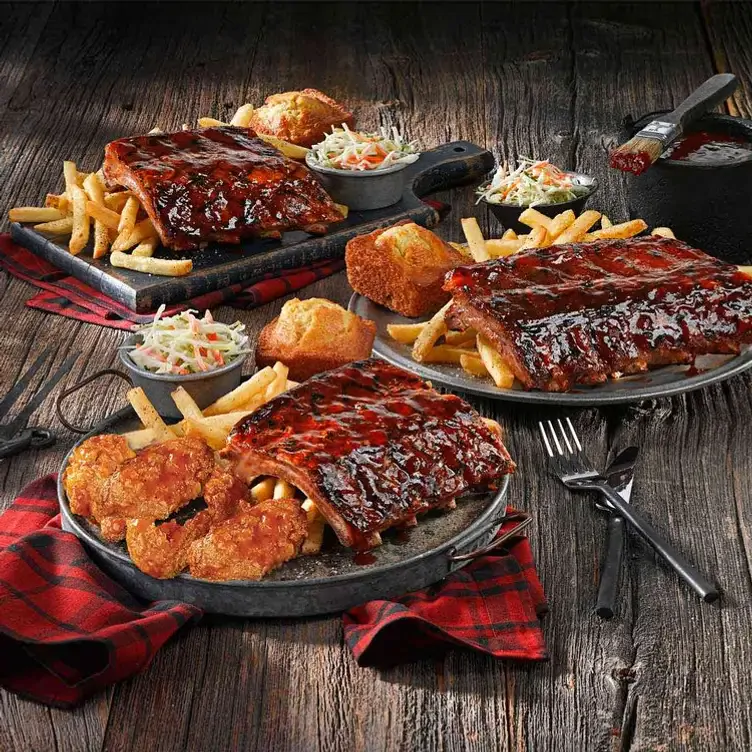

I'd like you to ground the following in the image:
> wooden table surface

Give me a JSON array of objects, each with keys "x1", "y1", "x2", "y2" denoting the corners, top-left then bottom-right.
[{"x1": 2, "y1": 2, "x2": 752, "y2": 750}]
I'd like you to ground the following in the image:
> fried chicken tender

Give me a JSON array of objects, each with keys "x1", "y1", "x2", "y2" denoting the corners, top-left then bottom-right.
[
  {"x1": 249, "y1": 89, "x2": 355, "y2": 147},
  {"x1": 92, "y1": 437, "x2": 215, "y2": 522},
  {"x1": 125, "y1": 465, "x2": 252, "y2": 579},
  {"x1": 63, "y1": 434, "x2": 136, "y2": 519},
  {"x1": 187, "y1": 498, "x2": 307, "y2": 581}
]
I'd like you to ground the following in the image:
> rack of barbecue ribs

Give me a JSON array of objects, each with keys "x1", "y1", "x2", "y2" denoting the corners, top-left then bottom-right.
[
  {"x1": 103, "y1": 126, "x2": 344, "y2": 251},
  {"x1": 443, "y1": 236, "x2": 752, "y2": 392},
  {"x1": 224, "y1": 359, "x2": 515, "y2": 550}
]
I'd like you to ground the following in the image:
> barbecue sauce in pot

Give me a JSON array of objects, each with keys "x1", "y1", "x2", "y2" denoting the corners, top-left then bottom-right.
[{"x1": 663, "y1": 131, "x2": 752, "y2": 165}]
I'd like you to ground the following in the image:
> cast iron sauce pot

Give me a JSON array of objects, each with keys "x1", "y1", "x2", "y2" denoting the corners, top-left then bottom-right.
[{"x1": 625, "y1": 112, "x2": 752, "y2": 264}]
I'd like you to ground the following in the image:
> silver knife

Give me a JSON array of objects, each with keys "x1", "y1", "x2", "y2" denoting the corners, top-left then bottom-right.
[{"x1": 595, "y1": 446, "x2": 638, "y2": 619}]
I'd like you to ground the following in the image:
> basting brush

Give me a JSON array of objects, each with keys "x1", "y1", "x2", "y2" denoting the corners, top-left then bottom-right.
[{"x1": 610, "y1": 73, "x2": 738, "y2": 176}]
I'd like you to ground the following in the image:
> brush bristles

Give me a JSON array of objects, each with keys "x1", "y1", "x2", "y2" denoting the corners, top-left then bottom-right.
[
  {"x1": 610, "y1": 136, "x2": 666, "y2": 175},
  {"x1": 611, "y1": 136, "x2": 666, "y2": 162}
]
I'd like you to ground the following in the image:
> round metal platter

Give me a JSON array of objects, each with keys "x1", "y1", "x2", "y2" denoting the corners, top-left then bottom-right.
[
  {"x1": 58, "y1": 408, "x2": 511, "y2": 617},
  {"x1": 349, "y1": 293, "x2": 752, "y2": 406}
]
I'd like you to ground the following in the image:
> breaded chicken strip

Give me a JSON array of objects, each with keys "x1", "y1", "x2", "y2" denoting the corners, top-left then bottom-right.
[
  {"x1": 126, "y1": 466, "x2": 252, "y2": 579},
  {"x1": 187, "y1": 498, "x2": 307, "y2": 581}
]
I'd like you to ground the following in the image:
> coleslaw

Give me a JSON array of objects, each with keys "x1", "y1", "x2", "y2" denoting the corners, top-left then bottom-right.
[
  {"x1": 309, "y1": 124, "x2": 420, "y2": 171},
  {"x1": 125, "y1": 306, "x2": 249, "y2": 375},
  {"x1": 477, "y1": 157, "x2": 589, "y2": 207}
]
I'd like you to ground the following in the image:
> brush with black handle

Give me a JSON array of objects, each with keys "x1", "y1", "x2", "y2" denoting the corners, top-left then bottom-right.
[{"x1": 610, "y1": 73, "x2": 739, "y2": 176}]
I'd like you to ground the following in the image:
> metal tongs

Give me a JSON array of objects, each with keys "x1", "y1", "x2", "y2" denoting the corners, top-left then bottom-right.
[{"x1": 0, "y1": 347, "x2": 80, "y2": 459}]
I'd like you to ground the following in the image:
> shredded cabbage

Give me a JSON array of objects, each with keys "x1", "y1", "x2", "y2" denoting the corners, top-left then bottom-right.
[
  {"x1": 477, "y1": 157, "x2": 589, "y2": 207},
  {"x1": 309, "y1": 124, "x2": 420, "y2": 171},
  {"x1": 124, "y1": 306, "x2": 249, "y2": 375}
]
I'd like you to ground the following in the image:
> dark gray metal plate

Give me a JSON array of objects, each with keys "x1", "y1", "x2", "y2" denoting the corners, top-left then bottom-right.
[
  {"x1": 11, "y1": 141, "x2": 493, "y2": 313},
  {"x1": 58, "y1": 408, "x2": 512, "y2": 617},
  {"x1": 349, "y1": 293, "x2": 752, "y2": 406}
]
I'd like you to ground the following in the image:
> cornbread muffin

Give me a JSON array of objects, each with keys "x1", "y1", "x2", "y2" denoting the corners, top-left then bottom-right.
[
  {"x1": 345, "y1": 221, "x2": 467, "y2": 318},
  {"x1": 249, "y1": 89, "x2": 355, "y2": 148},
  {"x1": 256, "y1": 298, "x2": 376, "y2": 380}
]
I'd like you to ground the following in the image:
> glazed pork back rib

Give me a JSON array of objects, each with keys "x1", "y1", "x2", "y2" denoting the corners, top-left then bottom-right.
[
  {"x1": 444, "y1": 237, "x2": 752, "y2": 392},
  {"x1": 103, "y1": 126, "x2": 343, "y2": 251},
  {"x1": 224, "y1": 359, "x2": 515, "y2": 550}
]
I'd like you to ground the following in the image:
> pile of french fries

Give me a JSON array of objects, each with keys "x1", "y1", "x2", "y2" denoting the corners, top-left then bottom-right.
[
  {"x1": 388, "y1": 208, "x2": 678, "y2": 389},
  {"x1": 122, "y1": 361, "x2": 325, "y2": 556},
  {"x1": 456, "y1": 207, "x2": 675, "y2": 262},
  {"x1": 9, "y1": 163, "x2": 192, "y2": 277}
]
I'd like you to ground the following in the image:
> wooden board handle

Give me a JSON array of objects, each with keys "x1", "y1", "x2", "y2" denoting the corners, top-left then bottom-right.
[{"x1": 402, "y1": 141, "x2": 495, "y2": 199}]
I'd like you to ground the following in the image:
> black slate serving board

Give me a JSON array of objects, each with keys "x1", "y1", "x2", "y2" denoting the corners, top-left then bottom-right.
[{"x1": 11, "y1": 141, "x2": 493, "y2": 313}]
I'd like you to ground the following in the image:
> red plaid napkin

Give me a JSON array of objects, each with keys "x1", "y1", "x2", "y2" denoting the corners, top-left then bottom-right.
[
  {"x1": 0, "y1": 476, "x2": 202, "y2": 707},
  {"x1": 344, "y1": 516, "x2": 548, "y2": 666},
  {"x1": 0, "y1": 476, "x2": 546, "y2": 707},
  {"x1": 0, "y1": 234, "x2": 343, "y2": 330}
]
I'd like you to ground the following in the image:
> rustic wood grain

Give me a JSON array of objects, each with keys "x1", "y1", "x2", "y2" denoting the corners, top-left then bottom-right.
[{"x1": 2, "y1": 2, "x2": 752, "y2": 752}]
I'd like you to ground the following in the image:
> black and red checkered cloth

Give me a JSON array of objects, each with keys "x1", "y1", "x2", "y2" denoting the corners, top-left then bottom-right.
[
  {"x1": 0, "y1": 476, "x2": 547, "y2": 707},
  {"x1": 0, "y1": 234, "x2": 345, "y2": 329}
]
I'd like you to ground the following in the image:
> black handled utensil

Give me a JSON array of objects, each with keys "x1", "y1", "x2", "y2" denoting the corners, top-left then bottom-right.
[
  {"x1": 539, "y1": 418, "x2": 720, "y2": 605},
  {"x1": 596, "y1": 446, "x2": 639, "y2": 619},
  {"x1": 610, "y1": 73, "x2": 739, "y2": 175}
]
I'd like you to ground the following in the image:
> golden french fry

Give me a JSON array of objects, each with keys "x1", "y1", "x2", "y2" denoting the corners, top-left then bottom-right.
[
  {"x1": 461, "y1": 217, "x2": 489, "y2": 262},
  {"x1": 92, "y1": 220, "x2": 110, "y2": 258},
  {"x1": 33, "y1": 217, "x2": 74, "y2": 234},
  {"x1": 652, "y1": 226, "x2": 676, "y2": 239},
  {"x1": 9, "y1": 207, "x2": 66, "y2": 223},
  {"x1": 117, "y1": 196, "x2": 139, "y2": 235},
  {"x1": 121, "y1": 426, "x2": 157, "y2": 450},
  {"x1": 422, "y1": 344, "x2": 476, "y2": 365},
  {"x1": 127, "y1": 387, "x2": 175, "y2": 443},
  {"x1": 83, "y1": 172, "x2": 105, "y2": 205},
  {"x1": 63, "y1": 161, "x2": 79, "y2": 194},
  {"x1": 387, "y1": 322, "x2": 427, "y2": 344},
  {"x1": 110, "y1": 251, "x2": 192, "y2": 276},
  {"x1": 104, "y1": 192, "x2": 133, "y2": 212},
  {"x1": 445, "y1": 328, "x2": 477, "y2": 347},
  {"x1": 182, "y1": 417, "x2": 230, "y2": 450},
  {"x1": 45, "y1": 194, "x2": 71, "y2": 213},
  {"x1": 264, "y1": 362, "x2": 290, "y2": 400},
  {"x1": 601, "y1": 215, "x2": 613, "y2": 229},
  {"x1": 335, "y1": 203, "x2": 349, "y2": 218},
  {"x1": 588, "y1": 219, "x2": 647, "y2": 241},
  {"x1": 256, "y1": 133, "x2": 310, "y2": 159},
  {"x1": 198, "y1": 116, "x2": 227, "y2": 127},
  {"x1": 131, "y1": 237, "x2": 159, "y2": 257},
  {"x1": 251, "y1": 478, "x2": 276, "y2": 502},
  {"x1": 518, "y1": 207, "x2": 553, "y2": 232},
  {"x1": 301, "y1": 499, "x2": 325, "y2": 555},
  {"x1": 179, "y1": 410, "x2": 250, "y2": 435},
  {"x1": 520, "y1": 226, "x2": 547, "y2": 250},
  {"x1": 171, "y1": 386, "x2": 204, "y2": 420},
  {"x1": 501, "y1": 228, "x2": 518, "y2": 240},
  {"x1": 486, "y1": 238, "x2": 524, "y2": 257},
  {"x1": 449, "y1": 241, "x2": 472, "y2": 258},
  {"x1": 273, "y1": 479, "x2": 297, "y2": 500},
  {"x1": 460, "y1": 352, "x2": 489, "y2": 378},
  {"x1": 737, "y1": 265, "x2": 752, "y2": 278},
  {"x1": 412, "y1": 301, "x2": 451, "y2": 362},
  {"x1": 230, "y1": 103, "x2": 255, "y2": 127},
  {"x1": 69, "y1": 186, "x2": 90, "y2": 255},
  {"x1": 552, "y1": 210, "x2": 601, "y2": 244},
  {"x1": 86, "y1": 201, "x2": 121, "y2": 230},
  {"x1": 204, "y1": 367, "x2": 277, "y2": 416},
  {"x1": 547, "y1": 210, "x2": 576, "y2": 241},
  {"x1": 476, "y1": 334, "x2": 515, "y2": 389},
  {"x1": 285, "y1": 379, "x2": 299, "y2": 390},
  {"x1": 482, "y1": 417, "x2": 503, "y2": 439}
]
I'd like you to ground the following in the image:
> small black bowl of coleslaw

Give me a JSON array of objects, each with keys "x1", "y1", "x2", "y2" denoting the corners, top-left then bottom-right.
[
  {"x1": 477, "y1": 158, "x2": 597, "y2": 234},
  {"x1": 306, "y1": 124, "x2": 420, "y2": 210},
  {"x1": 118, "y1": 308, "x2": 250, "y2": 419}
]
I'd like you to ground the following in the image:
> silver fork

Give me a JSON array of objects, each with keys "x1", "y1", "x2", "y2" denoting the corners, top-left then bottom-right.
[{"x1": 539, "y1": 418, "x2": 719, "y2": 604}]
